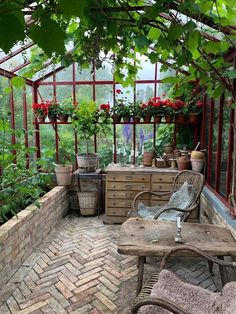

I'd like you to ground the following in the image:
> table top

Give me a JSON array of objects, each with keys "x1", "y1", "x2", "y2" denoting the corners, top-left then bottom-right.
[
  {"x1": 105, "y1": 164, "x2": 178, "y2": 173},
  {"x1": 118, "y1": 218, "x2": 236, "y2": 257}
]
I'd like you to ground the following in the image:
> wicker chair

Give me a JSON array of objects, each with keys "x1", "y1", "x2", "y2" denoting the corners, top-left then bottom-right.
[
  {"x1": 130, "y1": 245, "x2": 236, "y2": 314},
  {"x1": 131, "y1": 170, "x2": 204, "y2": 221}
]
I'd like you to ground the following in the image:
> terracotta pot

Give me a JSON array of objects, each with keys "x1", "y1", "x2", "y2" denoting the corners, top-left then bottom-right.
[
  {"x1": 154, "y1": 115, "x2": 162, "y2": 123},
  {"x1": 133, "y1": 116, "x2": 141, "y2": 123},
  {"x1": 176, "y1": 113, "x2": 185, "y2": 123},
  {"x1": 165, "y1": 115, "x2": 174, "y2": 123},
  {"x1": 189, "y1": 113, "x2": 198, "y2": 123},
  {"x1": 123, "y1": 116, "x2": 131, "y2": 123},
  {"x1": 143, "y1": 151, "x2": 154, "y2": 167},
  {"x1": 55, "y1": 164, "x2": 72, "y2": 185},
  {"x1": 177, "y1": 156, "x2": 190, "y2": 170},
  {"x1": 112, "y1": 115, "x2": 121, "y2": 123},
  {"x1": 58, "y1": 114, "x2": 69, "y2": 123},
  {"x1": 36, "y1": 115, "x2": 46, "y2": 123},
  {"x1": 190, "y1": 158, "x2": 205, "y2": 172},
  {"x1": 48, "y1": 115, "x2": 57, "y2": 123},
  {"x1": 163, "y1": 144, "x2": 173, "y2": 154},
  {"x1": 143, "y1": 115, "x2": 151, "y2": 123}
]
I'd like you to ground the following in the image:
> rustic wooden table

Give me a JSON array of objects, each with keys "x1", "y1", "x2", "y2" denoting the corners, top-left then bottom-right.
[{"x1": 118, "y1": 218, "x2": 236, "y2": 295}]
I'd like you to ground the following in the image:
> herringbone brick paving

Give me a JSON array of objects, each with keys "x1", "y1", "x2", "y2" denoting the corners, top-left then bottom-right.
[{"x1": 0, "y1": 215, "x2": 225, "y2": 313}]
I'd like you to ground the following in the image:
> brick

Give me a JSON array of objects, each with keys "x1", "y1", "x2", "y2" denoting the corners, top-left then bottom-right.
[
  {"x1": 55, "y1": 281, "x2": 73, "y2": 299},
  {"x1": 19, "y1": 293, "x2": 50, "y2": 310},
  {"x1": 17, "y1": 301, "x2": 48, "y2": 314},
  {"x1": 95, "y1": 291, "x2": 116, "y2": 311}
]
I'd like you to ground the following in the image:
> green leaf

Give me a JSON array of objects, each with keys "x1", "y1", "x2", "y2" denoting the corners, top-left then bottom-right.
[
  {"x1": 0, "y1": 4, "x2": 24, "y2": 53},
  {"x1": 11, "y1": 77, "x2": 25, "y2": 89},
  {"x1": 29, "y1": 19, "x2": 66, "y2": 57},
  {"x1": 148, "y1": 27, "x2": 161, "y2": 40},
  {"x1": 224, "y1": 69, "x2": 236, "y2": 78},
  {"x1": 149, "y1": 52, "x2": 159, "y2": 64},
  {"x1": 58, "y1": 0, "x2": 87, "y2": 18},
  {"x1": 188, "y1": 30, "x2": 201, "y2": 55},
  {"x1": 162, "y1": 77, "x2": 179, "y2": 84},
  {"x1": 183, "y1": 20, "x2": 196, "y2": 32},
  {"x1": 231, "y1": 102, "x2": 236, "y2": 109},
  {"x1": 168, "y1": 24, "x2": 182, "y2": 41},
  {"x1": 158, "y1": 35, "x2": 170, "y2": 51},
  {"x1": 134, "y1": 35, "x2": 149, "y2": 51},
  {"x1": 4, "y1": 87, "x2": 12, "y2": 94}
]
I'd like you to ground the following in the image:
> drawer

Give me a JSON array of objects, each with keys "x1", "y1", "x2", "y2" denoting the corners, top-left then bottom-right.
[
  {"x1": 106, "y1": 182, "x2": 150, "y2": 191},
  {"x1": 106, "y1": 199, "x2": 150, "y2": 208},
  {"x1": 106, "y1": 173, "x2": 150, "y2": 182},
  {"x1": 152, "y1": 183, "x2": 173, "y2": 191},
  {"x1": 152, "y1": 174, "x2": 176, "y2": 183},
  {"x1": 106, "y1": 207, "x2": 130, "y2": 216},
  {"x1": 106, "y1": 190, "x2": 150, "y2": 200}
]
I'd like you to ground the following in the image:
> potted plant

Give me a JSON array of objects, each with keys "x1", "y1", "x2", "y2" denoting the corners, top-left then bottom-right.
[
  {"x1": 58, "y1": 97, "x2": 75, "y2": 122},
  {"x1": 72, "y1": 99, "x2": 110, "y2": 172},
  {"x1": 110, "y1": 89, "x2": 132, "y2": 122},
  {"x1": 188, "y1": 100, "x2": 203, "y2": 123},
  {"x1": 32, "y1": 102, "x2": 48, "y2": 123},
  {"x1": 147, "y1": 97, "x2": 164, "y2": 123},
  {"x1": 47, "y1": 99, "x2": 59, "y2": 122},
  {"x1": 140, "y1": 102, "x2": 152, "y2": 122},
  {"x1": 54, "y1": 140, "x2": 73, "y2": 185},
  {"x1": 132, "y1": 103, "x2": 142, "y2": 123}
]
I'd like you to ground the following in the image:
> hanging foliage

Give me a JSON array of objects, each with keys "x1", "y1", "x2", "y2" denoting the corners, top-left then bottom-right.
[{"x1": 0, "y1": 0, "x2": 236, "y2": 99}]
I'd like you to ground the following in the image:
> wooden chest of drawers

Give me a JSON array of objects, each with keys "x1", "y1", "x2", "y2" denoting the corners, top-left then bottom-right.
[{"x1": 103, "y1": 166, "x2": 179, "y2": 224}]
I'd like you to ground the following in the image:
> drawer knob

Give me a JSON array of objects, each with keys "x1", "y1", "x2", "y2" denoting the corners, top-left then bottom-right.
[
  {"x1": 159, "y1": 178, "x2": 162, "y2": 181},
  {"x1": 113, "y1": 202, "x2": 116, "y2": 206}
]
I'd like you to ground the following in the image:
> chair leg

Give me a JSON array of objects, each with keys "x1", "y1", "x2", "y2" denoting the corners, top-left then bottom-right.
[{"x1": 208, "y1": 260, "x2": 214, "y2": 275}]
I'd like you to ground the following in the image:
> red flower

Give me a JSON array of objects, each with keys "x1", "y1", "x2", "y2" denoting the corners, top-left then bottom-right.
[
  {"x1": 100, "y1": 103, "x2": 110, "y2": 112},
  {"x1": 197, "y1": 101, "x2": 203, "y2": 107},
  {"x1": 115, "y1": 89, "x2": 122, "y2": 94},
  {"x1": 141, "y1": 103, "x2": 147, "y2": 109}
]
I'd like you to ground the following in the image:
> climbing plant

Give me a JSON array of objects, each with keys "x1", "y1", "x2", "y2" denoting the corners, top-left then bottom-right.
[{"x1": 1, "y1": 0, "x2": 236, "y2": 102}]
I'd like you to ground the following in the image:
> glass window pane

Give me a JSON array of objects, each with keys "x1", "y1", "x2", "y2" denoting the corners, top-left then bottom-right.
[
  {"x1": 75, "y1": 64, "x2": 93, "y2": 81},
  {"x1": 136, "y1": 83, "x2": 154, "y2": 103},
  {"x1": 137, "y1": 55, "x2": 155, "y2": 80},
  {"x1": 96, "y1": 62, "x2": 113, "y2": 81},
  {"x1": 115, "y1": 84, "x2": 134, "y2": 102},
  {"x1": 209, "y1": 99, "x2": 220, "y2": 188},
  {"x1": 157, "y1": 63, "x2": 176, "y2": 80},
  {"x1": 56, "y1": 66, "x2": 72, "y2": 81},
  {"x1": 38, "y1": 86, "x2": 54, "y2": 102},
  {"x1": 56, "y1": 86, "x2": 73, "y2": 103},
  {"x1": 219, "y1": 103, "x2": 231, "y2": 197},
  {"x1": 76, "y1": 85, "x2": 93, "y2": 102},
  {"x1": 95, "y1": 85, "x2": 113, "y2": 105}
]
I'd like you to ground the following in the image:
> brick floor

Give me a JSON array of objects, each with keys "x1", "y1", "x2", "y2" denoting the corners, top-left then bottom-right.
[{"x1": 0, "y1": 215, "x2": 227, "y2": 313}]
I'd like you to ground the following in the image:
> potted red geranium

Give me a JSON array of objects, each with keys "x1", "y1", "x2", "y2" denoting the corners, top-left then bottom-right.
[{"x1": 32, "y1": 102, "x2": 48, "y2": 123}]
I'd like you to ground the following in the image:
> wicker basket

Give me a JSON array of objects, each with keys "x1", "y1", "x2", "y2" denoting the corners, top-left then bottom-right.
[
  {"x1": 156, "y1": 159, "x2": 167, "y2": 168},
  {"x1": 77, "y1": 192, "x2": 97, "y2": 216}
]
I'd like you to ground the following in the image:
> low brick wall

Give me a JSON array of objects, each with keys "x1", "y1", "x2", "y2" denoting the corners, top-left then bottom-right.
[{"x1": 0, "y1": 186, "x2": 70, "y2": 287}]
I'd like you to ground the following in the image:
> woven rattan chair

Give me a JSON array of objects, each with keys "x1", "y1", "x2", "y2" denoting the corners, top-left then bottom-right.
[
  {"x1": 130, "y1": 170, "x2": 204, "y2": 221},
  {"x1": 130, "y1": 245, "x2": 236, "y2": 314}
]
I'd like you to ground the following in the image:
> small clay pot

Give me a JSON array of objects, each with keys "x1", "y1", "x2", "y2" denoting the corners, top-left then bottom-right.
[
  {"x1": 143, "y1": 115, "x2": 151, "y2": 123},
  {"x1": 112, "y1": 115, "x2": 121, "y2": 123},
  {"x1": 189, "y1": 113, "x2": 198, "y2": 123},
  {"x1": 177, "y1": 156, "x2": 190, "y2": 170},
  {"x1": 123, "y1": 116, "x2": 131, "y2": 123},
  {"x1": 190, "y1": 158, "x2": 205, "y2": 172},
  {"x1": 176, "y1": 113, "x2": 185, "y2": 123},
  {"x1": 154, "y1": 116, "x2": 162, "y2": 123},
  {"x1": 133, "y1": 116, "x2": 141, "y2": 123},
  {"x1": 165, "y1": 115, "x2": 174, "y2": 123},
  {"x1": 163, "y1": 144, "x2": 173, "y2": 154},
  {"x1": 143, "y1": 151, "x2": 154, "y2": 167}
]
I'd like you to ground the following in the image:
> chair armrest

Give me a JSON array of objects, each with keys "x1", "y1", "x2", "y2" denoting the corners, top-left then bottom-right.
[
  {"x1": 160, "y1": 245, "x2": 236, "y2": 271},
  {"x1": 131, "y1": 296, "x2": 189, "y2": 314},
  {"x1": 132, "y1": 191, "x2": 171, "y2": 211},
  {"x1": 153, "y1": 203, "x2": 198, "y2": 220}
]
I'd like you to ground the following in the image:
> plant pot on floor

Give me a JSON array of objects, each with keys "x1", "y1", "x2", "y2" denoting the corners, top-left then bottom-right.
[
  {"x1": 55, "y1": 164, "x2": 72, "y2": 185},
  {"x1": 76, "y1": 153, "x2": 98, "y2": 173},
  {"x1": 77, "y1": 191, "x2": 97, "y2": 216}
]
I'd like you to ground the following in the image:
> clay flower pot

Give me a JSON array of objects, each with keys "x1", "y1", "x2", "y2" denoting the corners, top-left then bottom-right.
[
  {"x1": 177, "y1": 156, "x2": 190, "y2": 170},
  {"x1": 36, "y1": 115, "x2": 46, "y2": 123},
  {"x1": 143, "y1": 151, "x2": 154, "y2": 167},
  {"x1": 143, "y1": 115, "x2": 151, "y2": 123},
  {"x1": 112, "y1": 115, "x2": 121, "y2": 123},
  {"x1": 190, "y1": 158, "x2": 205, "y2": 172},
  {"x1": 189, "y1": 113, "x2": 198, "y2": 123},
  {"x1": 165, "y1": 115, "x2": 174, "y2": 123},
  {"x1": 133, "y1": 116, "x2": 141, "y2": 123},
  {"x1": 154, "y1": 115, "x2": 162, "y2": 123},
  {"x1": 176, "y1": 113, "x2": 185, "y2": 123}
]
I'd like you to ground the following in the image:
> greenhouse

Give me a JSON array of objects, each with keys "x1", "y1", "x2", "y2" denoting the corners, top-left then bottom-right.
[{"x1": 0, "y1": 1, "x2": 236, "y2": 313}]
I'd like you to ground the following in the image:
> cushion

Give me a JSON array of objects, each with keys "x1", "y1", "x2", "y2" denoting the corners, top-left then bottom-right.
[
  {"x1": 137, "y1": 182, "x2": 195, "y2": 220},
  {"x1": 138, "y1": 270, "x2": 219, "y2": 314}
]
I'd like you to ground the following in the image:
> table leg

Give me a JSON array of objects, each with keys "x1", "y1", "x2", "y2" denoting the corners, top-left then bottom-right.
[
  {"x1": 218, "y1": 256, "x2": 228, "y2": 286},
  {"x1": 136, "y1": 256, "x2": 145, "y2": 296}
]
